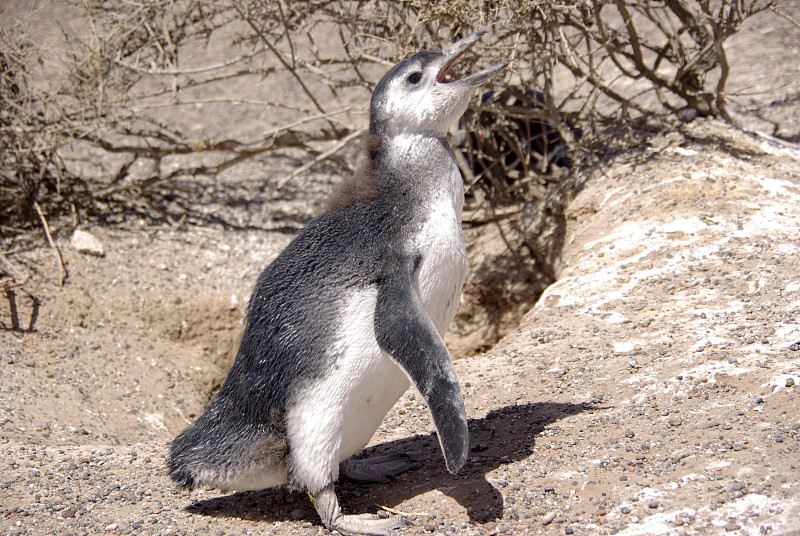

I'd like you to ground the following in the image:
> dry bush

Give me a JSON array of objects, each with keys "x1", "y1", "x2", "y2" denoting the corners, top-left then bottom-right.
[
  {"x1": 1, "y1": 0, "x2": 776, "y2": 231},
  {"x1": 0, "y1": 28, "x2": 86, "y2": 231}
]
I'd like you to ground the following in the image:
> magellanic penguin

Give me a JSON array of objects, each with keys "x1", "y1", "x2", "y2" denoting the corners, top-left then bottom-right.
[{"x1": 167, "y1": 31, "x2": 506, "y2": 536}]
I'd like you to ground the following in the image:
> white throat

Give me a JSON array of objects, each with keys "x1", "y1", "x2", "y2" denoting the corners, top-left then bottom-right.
[{"x1": 389, "y1": 133, "x2": 464, "y2": 214}]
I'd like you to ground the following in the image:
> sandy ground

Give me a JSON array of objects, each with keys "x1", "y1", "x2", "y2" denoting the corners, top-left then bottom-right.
[{"x1": 2, "y1": 4, "x2": 800, "y2": 536}]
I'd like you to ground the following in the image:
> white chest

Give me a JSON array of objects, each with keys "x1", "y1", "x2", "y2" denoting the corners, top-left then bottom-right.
[{"x1": 410, "y1": 164, "x2": 467, "y2": 334}]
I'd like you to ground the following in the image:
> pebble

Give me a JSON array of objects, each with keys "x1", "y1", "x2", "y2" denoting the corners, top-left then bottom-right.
[
  {"x1": 790, "y1": 342, "x2": 800, "y2": 352},
  {"x1": 669, "y1": 417, "x2": 682, "y2": 427},
  {"x1": 565, "y1": 527, "x2": 575, "y2": 535},
  {"x1": 290, "y1": 508, "x2": 306, "y2": 520},
  {"x1": 786, "y1": 377, "x2": 795, "y2": 387},
  {"x1": 648, "y1": 501, "x2": 659, "y2": 509},
  {"x1": 671, "y1": 451, "x2": 689, "y2": 463},
  {"x1": 542, "y1": 512, "x2": 557, "y2": 525},
  {"x1": 423, "y1": 523, "x2": 436, "y2": 532},
  {"x1": 71, "y1": 229, "x2": 106, "y2": 257},
  {"x1": 619, "y1": 506, "x2": 631, "y2": 514}
]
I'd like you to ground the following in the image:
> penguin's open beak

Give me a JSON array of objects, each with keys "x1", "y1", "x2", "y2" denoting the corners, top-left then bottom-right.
[{"x1": 437, "y1": 30, "x2": 507, "y2": 86}]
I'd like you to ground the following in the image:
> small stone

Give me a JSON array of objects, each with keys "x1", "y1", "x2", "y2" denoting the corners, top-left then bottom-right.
[
  {"x1": 721, "y1": 423, "x2": 732, "y2": 430},
  {"x1": 544, "y1": 487, "x2": 555, "y2": 494},
  {"x1": 105, "y1": 524, "x2": 118, "y2": 531},
  {"x1": 733, "y1": 443, "x2": 745, "y2": 451},
  {"x1": 669, "y1": 417, "x2": 682, "y2": 427},
  {"x1": 648, "y1": 501, "x2": 659, "y2": 509},
  {"x1": 423, "y1": 523, "x2": 436, "y2": 532},
  {"x1": 542, "y1": 512, "x2": 557, "y2": 525},
  {"x1": 300, "y1": 522, "x2": 313, "y2": 528},
  {"x1": 60, "y1": 506, "x2": 79, "y2": 518},
  {"x1": 565, "y1": 527, "x2": 575, "y2": 535},
  {"x1": 71, "y1": 229, "x2": 105, "y2": 257},
  {"x1": 671, "y1": 451, "x2": 689, "y2": 463},
  {"x1": 790, "y1": 342, "x2": 800, "y2": 352},
  {"x1": 786, "y1": 377, "x2": 795, "y2": 388},
  {"x1": 619, "y1": 506, "x2": 631, "y2": 514},
  {"x1": 290, "y1": 508, "x2": 306, "y2": 520}
]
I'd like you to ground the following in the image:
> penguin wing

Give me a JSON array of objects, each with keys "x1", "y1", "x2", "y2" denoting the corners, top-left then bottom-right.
[{"x1": 373, "y1": 259, "x2": 468, "y2": 474}]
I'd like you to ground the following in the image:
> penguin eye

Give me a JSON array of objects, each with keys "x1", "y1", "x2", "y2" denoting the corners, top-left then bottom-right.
[{"x1": 407, "y1": 72, "x2": 422, "y2": 85}]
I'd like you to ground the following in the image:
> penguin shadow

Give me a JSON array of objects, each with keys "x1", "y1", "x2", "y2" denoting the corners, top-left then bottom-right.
[{"x1": 184, "y1": 401, "x2": 597, "y2": 526}]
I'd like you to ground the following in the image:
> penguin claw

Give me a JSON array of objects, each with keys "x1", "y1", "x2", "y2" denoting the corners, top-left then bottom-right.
[
  {"x1": 330, "y1": 514, "x2": 411, "y2": 536},
  {"x1": 312, "y1": 484, "x2": 412, "y2": 536},
  {"x1": 340, "y1": 455, "x2": 424, "y2": 484}
]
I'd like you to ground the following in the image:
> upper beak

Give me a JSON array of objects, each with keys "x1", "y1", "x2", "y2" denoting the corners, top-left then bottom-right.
[{"x1": 437, "y1": 30, "x2": 507, "y2": 85}]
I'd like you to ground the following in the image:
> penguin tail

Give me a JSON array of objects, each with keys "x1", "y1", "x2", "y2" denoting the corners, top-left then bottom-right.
[{"x1": 166, "y1": 433, "x2": 199, "y2": 489}]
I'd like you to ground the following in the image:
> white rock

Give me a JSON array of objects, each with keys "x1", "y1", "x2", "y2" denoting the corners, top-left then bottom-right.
[{"x1": 70, "y1": 229, "x2": 105, "y2": 257}]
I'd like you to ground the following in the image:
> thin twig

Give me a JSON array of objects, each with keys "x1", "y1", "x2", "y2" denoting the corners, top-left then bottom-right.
[
  {"x1": 278, "y1": 128, "x2": 365, "y2": 189},
  {"x1": 375, "y1": 505, "x2": 429, "y2": 517},
  {"x1": 769, "y1": 5, "x2": 800, "y2": 31},
  {"x1": 112, "y1": 49, "x2": 263, "y2": 75},
  {"x1": 0, "y1": 253, "x2": 28, "y2": 286},
  {"x1": 231, "y1": 1, "x2": 330, "y2": 121},
  {"x1": 33, "y1": 201, "x2": 67, "y2": 287}
]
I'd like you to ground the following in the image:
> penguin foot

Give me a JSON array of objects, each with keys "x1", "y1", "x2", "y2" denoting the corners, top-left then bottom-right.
[
  {"x1": 341, "y1": 454, "x2": 424, "y2": 484},
  {"x1": 329, "y1": 513, "x2": 412, "y2": 536},
  {"x1": 311, "y1": 484, "x2": 412, "y2": 536}
]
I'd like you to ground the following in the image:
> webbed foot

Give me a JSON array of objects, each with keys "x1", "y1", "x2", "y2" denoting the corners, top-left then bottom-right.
[
  {"x1": 311, "y1": 483, "x2": 412, "y2": 536},
  {"x1": 340, "y1": 454, "x2": 423, "y2": 484}
]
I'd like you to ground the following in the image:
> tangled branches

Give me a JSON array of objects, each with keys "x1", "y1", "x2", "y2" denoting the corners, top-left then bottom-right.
[{"x1": 0, "y1": 0, "x2": 778, "y2": 236}]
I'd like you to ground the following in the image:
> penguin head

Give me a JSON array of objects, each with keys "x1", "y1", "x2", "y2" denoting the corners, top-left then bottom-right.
[{"x1": 370, "y1": 31, "x2": 506, "y2": 138}]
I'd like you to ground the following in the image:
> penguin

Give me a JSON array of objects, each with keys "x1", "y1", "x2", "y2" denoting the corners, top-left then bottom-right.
[{"x1": 167, "y1": 31, "x2": 505, "y2": 536}]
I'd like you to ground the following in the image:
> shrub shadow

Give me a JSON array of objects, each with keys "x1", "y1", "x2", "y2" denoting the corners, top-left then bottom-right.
[{"x1": 185, "y1": 401, "x2": 596, "y2": 527}]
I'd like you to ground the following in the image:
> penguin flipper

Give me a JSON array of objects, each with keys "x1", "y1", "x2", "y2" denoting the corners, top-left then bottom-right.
[{"x1": 374, "y1": 261, "x2": 468, "y2": 474}]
